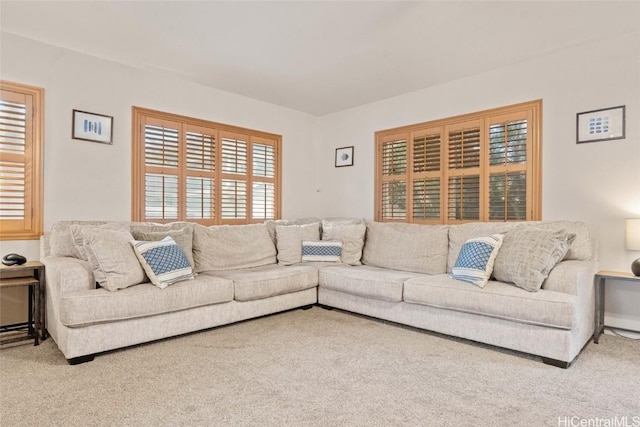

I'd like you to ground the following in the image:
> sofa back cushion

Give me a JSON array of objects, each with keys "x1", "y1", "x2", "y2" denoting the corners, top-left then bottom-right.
[
  {"x1": 533, "y1": 221, "x2": 593, "y2": 261},
  {"x1": 275, "y1": 223, "x2": 321, "y2": 265},
  {"x1": 447, "y1": 220, "x2": 594, "y2": 272},
  {"x1": 362, "y1": 222, "x2": 449, "y2": 274},
  {"x1": 130, "y1": 222, "x2": 195, "y2": 270},
  {"x1": 49, "y1": 220, "x2": 109, "y2": 258},
  {"x1": 447, "y1": 222, "x2": 521, "y2": 273},
  {"x1": 70, "y1": 222, "x2": 130, "y2": 261},
  {"x1": 321, "y1": 222, "x2": 366, "y2": 265},
  {"x1": 83, "y1": 227, "x2": 146, "y2": 291},
  {"x1": 193, "y1": 223, "x2": 276, "y2": 272}
]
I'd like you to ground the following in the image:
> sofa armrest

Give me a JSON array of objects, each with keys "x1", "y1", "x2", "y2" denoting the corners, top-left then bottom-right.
[
  {"x1": 543, "y1": 260, "x2": 597, "y2": 296},
  {"x1": 43, "y1": 256, "x2": 96, "y2": 299}
]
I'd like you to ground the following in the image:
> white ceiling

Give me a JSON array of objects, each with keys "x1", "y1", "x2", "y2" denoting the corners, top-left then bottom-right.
[{"x1": 1, "y1": 1, "x2": 638, "y2": 116}]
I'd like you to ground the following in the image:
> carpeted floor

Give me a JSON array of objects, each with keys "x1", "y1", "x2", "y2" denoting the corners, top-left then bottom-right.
[{"x1": 1, "y1": 307, "x2": 639, "y2": 426}]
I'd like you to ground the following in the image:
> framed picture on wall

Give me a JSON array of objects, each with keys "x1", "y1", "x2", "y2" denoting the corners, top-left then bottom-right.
[
  {"x1": 576, "y1": 105, "x2": 625, "y2": 144},
  {"x1": 335, "y1": 146, "x2": 354, "y2": 167},
  {"x1": 72, "y1": 110, "x2": 113, "y2": 144}
]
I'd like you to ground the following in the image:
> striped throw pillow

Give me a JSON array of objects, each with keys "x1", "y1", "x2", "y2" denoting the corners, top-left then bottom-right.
[
  {"x1": 131, "y1": 236, "x2": 194, "y2": 289},
  {"x1": 451, "y1": 234, "x2": 504, "y2": 288},
  {"x1": 301, "y1": 240, "x2": 342, "y2": 262}
]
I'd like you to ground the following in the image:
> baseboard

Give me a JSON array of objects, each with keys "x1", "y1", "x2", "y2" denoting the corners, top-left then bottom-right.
[{"x1": 604, "y1": 314, "x2": 640, "y2": 335}]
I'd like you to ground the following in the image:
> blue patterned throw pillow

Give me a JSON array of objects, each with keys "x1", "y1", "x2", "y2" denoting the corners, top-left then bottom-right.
[
  {"x1": 301, "y1": 240, "x2": 342, "y2": 262},
  {"x1": 131, "y1": 236, "x2": 194, "y2": 289},
  {"x1": 451, "y1": 234, "x2": 504, "y2": 288}
]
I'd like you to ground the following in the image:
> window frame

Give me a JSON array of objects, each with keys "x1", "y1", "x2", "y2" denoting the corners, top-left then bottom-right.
[
  {"x1": 0, "y1": 80, "x2": 44, "y2": 241},
  {"x1": 131, "y1": 107, "x2": 282, "y2": 225},
  {"x1": 374, "y1": 100, "x2": 542, "y2": 224}
]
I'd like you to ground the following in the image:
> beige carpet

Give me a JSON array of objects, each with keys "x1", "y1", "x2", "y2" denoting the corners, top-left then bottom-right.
[{"x1": 1, "y1": 307, "x2": 639, "y2": 426}]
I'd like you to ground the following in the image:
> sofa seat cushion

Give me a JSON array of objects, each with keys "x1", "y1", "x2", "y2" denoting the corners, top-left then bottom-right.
[
  {"x1": 205, "y1": 264, "x2": 318, "y2": 302},
  {"x1": 403, "y1": 275, "x2": 576, "y2": 329},
  {"x1": 320, "y1": 265, "x2": 424, "y2": 303},
  {"x1": 60, "y1": 274, "x2": 234, "y2": 327}
]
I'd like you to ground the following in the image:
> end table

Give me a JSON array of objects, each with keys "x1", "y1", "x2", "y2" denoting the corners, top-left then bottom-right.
[
  {"x1": 593, "y1": 270, "x2": 640, "y2": 344},
  {"x1": 0, "y1": 261, "x2": 46, "y2": 346}
]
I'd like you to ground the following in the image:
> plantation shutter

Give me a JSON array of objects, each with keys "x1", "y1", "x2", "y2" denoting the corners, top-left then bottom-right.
[
  {"x1": 132, "y1": 107, "x2": 281, "y2": 225},
  {"x1": 487, "y1": 112, "x2": 530, "y2": 220},
  {"x1": 0, "y1": 83, "x2": 43, "y2": 240},
  {"x1": 446, "y1": 121, "x2": 481, "y2": 221},
  {"x1": 251, "y1": 137, "x2": 278, "y2": 220},
  {"x1": 412, "y1": 128, "x2": 442, "y2": 222},
  {"x1": 143, "y1": 117, "x2": 180, "y2": 220},
  {"x1": 185, "y1": 125, "x2": 216, "y2": 223},
  {"x1": 378, "y1": 134, "x2": 408, "y2": 220},
  {"x1": 375, "y1": 100, "x2": 540, "y2": 224},
  {"x1": 220, "y1": 132, "x2": 248, "y2": 221}
]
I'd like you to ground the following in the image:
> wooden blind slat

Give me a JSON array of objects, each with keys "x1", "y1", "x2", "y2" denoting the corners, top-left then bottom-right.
[
  {"x1": 0, "y1": 161, "x2": 25, "y2": 219},
  {"x1": 412, "y1": 178, "x2": 440, "y2": 220},
  {"x1": 252, "y1": 182, "x2": 276, "y2": 219},
  {"x1": 253, "y1": 143, "x2": 276, "y2": 178},
  {"x1": 413, "y1": 133, "x2": 440, "y2": 173},
  {"x1": 186, "y1": 176, "x2": 214, "y2": 220},
  {"x1": 144, "y1": 173, "x2": 179, "y2": 220},
  {"x1": 489, "y1": 172, "x2": 527, "y2": 220},
  {"x1": 381, "y1": 180, "x2": 406, "y2": 220},
  {"x1": 144, "y1": 124, "x2": 179, "y2": 168},
  {"x1": 489, "y1": 119, "x2": 527, "y2": 166},
  {"x1": 447, "y1": 175, "x2": 480, "y2": 220},
  {"x1": 221, "y1": 137, "x2": 248, "y2": 175},
  {"x1": 382, "y1": 139, "x2": 407, "y2": 176},
  {"x1": 448, "y1": 127, "x2": 480, "y2": 169},
  {"x1": 221, "y1": 179, "x2": 247, "y2": 219},
  {"x1": 0, "y1": 100, "x2": 27, "y2": 154},
  {"x1": 186, "y1": 129, "x2": 215, "y2": 172}
]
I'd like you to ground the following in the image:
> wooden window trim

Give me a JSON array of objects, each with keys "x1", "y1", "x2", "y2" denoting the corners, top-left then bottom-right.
[
  {"x1": 132, "y1": 107, "x2": 282, "y2": 224},
  {"x1": 0, "y1": 80, "x2": 44, "y2": 240},
  {"x1": 375, "y1": 100, "x2": 542, "y2": 224}
]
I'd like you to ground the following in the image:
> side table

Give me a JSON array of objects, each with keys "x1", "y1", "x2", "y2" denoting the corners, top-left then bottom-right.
[
  {"x1": 0, "y1": 261, "x2": 46, "y2": 346},
  {"x1": 593, "y1": 270, "x2": 640, "y2": 344}
]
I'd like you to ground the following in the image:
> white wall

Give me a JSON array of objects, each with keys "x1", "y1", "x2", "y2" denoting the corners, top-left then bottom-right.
[
  {"x1": 0, "y1": 32, "x2": 320, "y2": 255},
  {"x1": 317, "y1": 32, "x2": 640, "y2": 331}
]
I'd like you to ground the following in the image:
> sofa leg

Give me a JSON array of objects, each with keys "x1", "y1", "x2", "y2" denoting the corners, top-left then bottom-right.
[
  {"x1": 317, "y1": 304, "x2": 334, "y2": 311},
  {"x1": 300, "y1": 305, "x2": 314, "y2": 311},
  {"x1": 67, "y1": 355, "x2": 95, "y2": 365},
  {"x1": 541, "y1": 357, "x2": 571, "y2": 369}
]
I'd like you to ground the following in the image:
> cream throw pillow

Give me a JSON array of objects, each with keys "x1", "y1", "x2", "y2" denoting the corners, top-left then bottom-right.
[
  {"x1": 70, "y1": 222, "x2": 129, "y2": 261},
  {"x1": 275, "y1": 223, "x2": 321, "y2": 265},
  {"x1": 493, "y1": 227, "x2": 574, "y2": 292},
  {"x1": 83, "y1": 228, "x2": 146, "y2": 292},
  {"x1": 321, "y1": 223, "x2": 366, "y2": 265}
]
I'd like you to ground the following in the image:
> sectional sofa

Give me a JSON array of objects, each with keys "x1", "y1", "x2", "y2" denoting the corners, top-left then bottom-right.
[{"x1": 40, "y1": 218, "x2": 597, "y2": 368}]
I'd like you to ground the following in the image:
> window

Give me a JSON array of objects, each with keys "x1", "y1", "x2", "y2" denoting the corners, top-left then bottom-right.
[
  {"x1": 132, "y1": 107, "x2": 281, "y2": 225},
  {"x1": 0, "y1": 81, "x2": 44, "y2": 240},
  {"x1": 375, "y1": 100, "x2": 541, "y2": 224}
]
